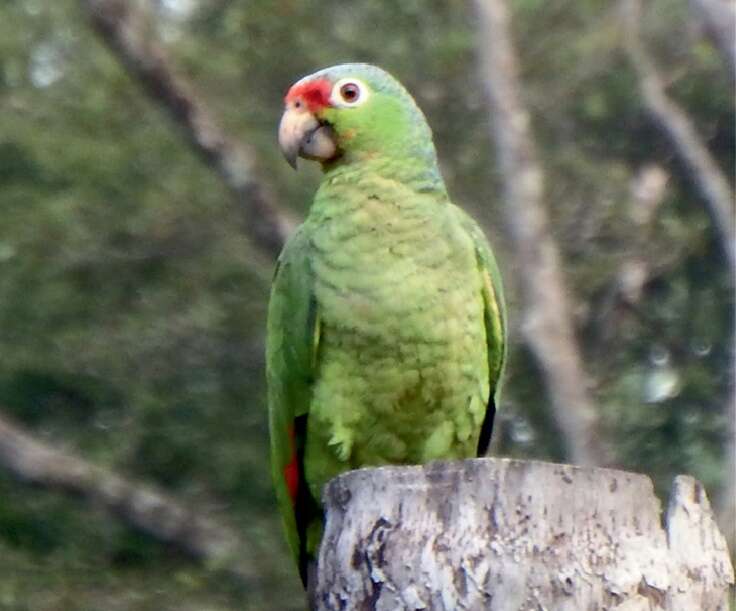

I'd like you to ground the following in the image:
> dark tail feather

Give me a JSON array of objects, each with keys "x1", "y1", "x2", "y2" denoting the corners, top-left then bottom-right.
[
  {"x1": 476, "y1": 397, "x2": 496, "y2": 456},
  {"x1": 294, "y1": 414, "x2": 322, "y2": 589}
]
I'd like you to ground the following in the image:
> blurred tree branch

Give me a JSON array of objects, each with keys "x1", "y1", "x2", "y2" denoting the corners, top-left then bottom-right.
[
  {"x1": 622, "y1": 0, "x2": 736, "y2": 274},
  {"x1": 473, "y1": 0, "x2": 607, "y2": 466},
  {"x1": 80, "y1": 0, "x2": 293, "y2": 258},
  {"x1": 588, "y1": 165, "x2": 671, "y2": 366},
  {"x1": 0, "y1": 410, "x2": 259, "y2": 584},
  {"x1": 689, "y1": 0, "x2": 736, "y2": 80},
  {"x1": 623, "y1": 0, "x2": 735, "y2": 551}
]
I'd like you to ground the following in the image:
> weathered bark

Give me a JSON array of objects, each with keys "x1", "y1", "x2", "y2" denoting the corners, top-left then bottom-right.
[
  {"x1": 81, "y1": 0, "x2": 294, "y2": 258},
  {"x1": 314, "y1": 458, "x2": 734, "y2": 610},
  {"x1": 473, "y1": 0, "x2": 607, "y2": 466},
  {"x1": 0, "y1": 412, "x2": 258, "y2": 584},
  {"x1": 689, "y1": 0, "x2": 736, "y2": 80},
  {"x1": 622, "y1": 0, "x2": 736, "y2": 274}
]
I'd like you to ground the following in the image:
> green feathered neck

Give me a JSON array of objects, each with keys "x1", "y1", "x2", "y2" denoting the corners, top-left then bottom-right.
[{"x1": 320, "y1": 154, "x2": 448, "y2": 200}]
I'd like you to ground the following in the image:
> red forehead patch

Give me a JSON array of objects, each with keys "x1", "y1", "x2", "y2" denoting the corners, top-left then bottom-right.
[{"x1": 285, "y1": 77, "x2": 332, "y2": 112}]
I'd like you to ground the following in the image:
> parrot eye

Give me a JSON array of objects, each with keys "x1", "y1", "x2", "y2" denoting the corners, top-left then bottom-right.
[
  {"x1": 340, "y1": 83, "x2": 360, "y2": 103},
  {"x1": 330, "y1": 78, "x2": 369, "y2": 108}
]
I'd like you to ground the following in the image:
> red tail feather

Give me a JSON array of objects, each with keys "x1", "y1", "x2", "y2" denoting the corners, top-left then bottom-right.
[{"x1": 284, "y1": 425, "x2": 299, "y2": 504}]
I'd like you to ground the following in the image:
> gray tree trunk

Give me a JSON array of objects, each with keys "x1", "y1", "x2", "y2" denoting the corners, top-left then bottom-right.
[
  {"x1": 313, "y1": 458, "x2": 734, "y2": 610},
  {"x1": 473, "y1": 0, "x2": 607, "y2": 467}
]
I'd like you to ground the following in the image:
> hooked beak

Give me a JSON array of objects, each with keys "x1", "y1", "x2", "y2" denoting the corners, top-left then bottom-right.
[{"x1": 278, "y1": 106, "x2": 337, "y2": 169}]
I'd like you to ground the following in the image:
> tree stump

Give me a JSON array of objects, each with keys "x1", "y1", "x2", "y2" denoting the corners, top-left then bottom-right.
[{"x1": 313, "y1": 458, "x2": 734, "y2": 610}]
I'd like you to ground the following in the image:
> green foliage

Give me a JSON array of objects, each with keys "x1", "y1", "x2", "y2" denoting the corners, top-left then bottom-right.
[{"x1": 0, "y1": 0, "x2": 731, "y2": 608}]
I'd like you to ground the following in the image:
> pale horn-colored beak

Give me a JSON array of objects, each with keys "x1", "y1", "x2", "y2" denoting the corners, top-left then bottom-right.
[{"x1": 278, "y1": 106, "x2": 337, "y2": 169}]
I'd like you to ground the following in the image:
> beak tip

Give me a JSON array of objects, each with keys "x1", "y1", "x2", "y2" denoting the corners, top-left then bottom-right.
[{"x1": 279, "y1": 141, "x2": 299, "y2": 170}]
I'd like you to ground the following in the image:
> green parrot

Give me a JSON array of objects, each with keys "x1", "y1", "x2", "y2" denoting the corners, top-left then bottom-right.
[{"x1": 268, "y1": 63, "x2": 506, "y2": 585}]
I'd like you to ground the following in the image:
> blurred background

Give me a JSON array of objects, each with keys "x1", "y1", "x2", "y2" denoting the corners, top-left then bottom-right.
[{"x1": 0, "y1": 0, "x2": 733, "y2": 609}]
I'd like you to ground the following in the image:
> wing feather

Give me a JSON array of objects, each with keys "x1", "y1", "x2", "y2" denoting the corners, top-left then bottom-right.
[
  {"x1": 266, "y1": 227, "x2": 319, "y2": 581},
  {"x1": 450, "y1": 206, "x2": 507, "y2": 454}
]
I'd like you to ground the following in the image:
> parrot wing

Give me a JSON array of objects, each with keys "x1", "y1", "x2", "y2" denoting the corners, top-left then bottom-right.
[
  {"x1": 451, "y1": 205, "x2": 507, "y2": 455},
  {"x1": 266, "y1": 225, "x2": 320, "y2": 584}
]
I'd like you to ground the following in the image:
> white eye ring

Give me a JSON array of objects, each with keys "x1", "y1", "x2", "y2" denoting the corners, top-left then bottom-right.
[{"x1": 330, "y1": 77, "x2": 369, "y2": 108}]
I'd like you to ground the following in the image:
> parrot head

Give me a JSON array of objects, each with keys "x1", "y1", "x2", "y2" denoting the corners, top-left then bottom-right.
[{"x1": 278, "y1": 63, "x2": 436, "y2": 169}]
